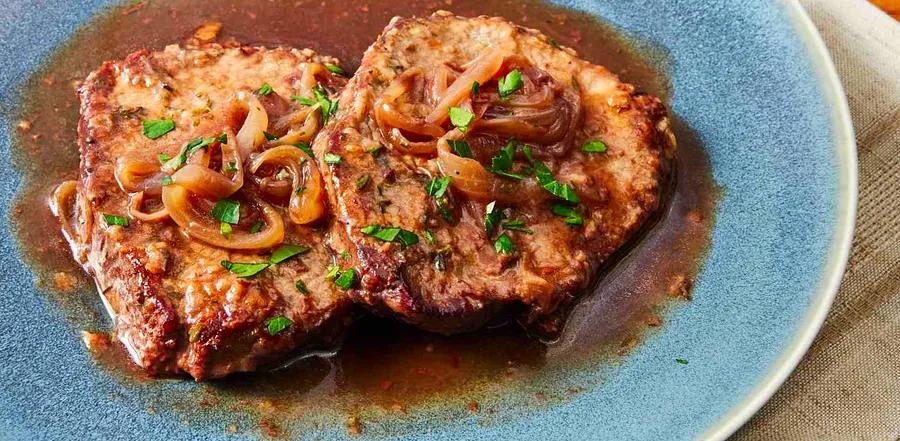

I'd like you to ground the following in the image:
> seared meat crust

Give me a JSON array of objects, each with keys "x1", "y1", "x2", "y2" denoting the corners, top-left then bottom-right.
[
  {"x1": 315, "y1": 12, "x2": 675, "y2": 334},
  {"x1": 76, "y1": 45, "x2": 349, "y2": 379}
]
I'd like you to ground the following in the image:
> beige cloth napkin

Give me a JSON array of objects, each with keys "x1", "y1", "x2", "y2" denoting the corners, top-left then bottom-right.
[{"x1": 732, "y1": 0, "x2": 900, "y2": 439}]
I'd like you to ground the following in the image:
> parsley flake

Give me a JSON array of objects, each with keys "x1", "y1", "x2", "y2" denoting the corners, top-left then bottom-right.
[
  {"x1": 361, "y1": 224, "x2": 419, "y2": 248},
  {"x1": 426, "y1": 176, "x2": 451, "y2": 198},
  {"x1": 447, "y1": 140, "x2": 473, "y2": 158},
  {"x1": 220, "y1": 222, "x2": 232, "y2": 237},
  {"x1": 250, "y1": 221, "x2": 264, "y2": 234},
  {"x1": 494, "y1": 233, "x2": 514, "y2": 254},
  {"x1": 265, "y1": 316, "x2": 293, "y2": 335},
  {"x1": 333, "y1": 268, "x2": 356, "y2": 290},
  {"x1": 211, "y1": 199, "x2": 240, "y2": 224},
  {"x1": 270, "y1": 244, "x2": 312, "y2": 264},
  {"x1": 355, "y1": 174, "x2": 371, "y2": 190},
  {"x1": 294, "y1": 142, "x2": 315, "y2": 159},
  {"x1": 449, "y1": 107, "x2": 475, "y2": 132},
  {"x1": 484, "y1": 201, "x2": 501, "y2": 237},
  {"x1": 498, "y1": 69, "x2": 523, "y2": 98},
  {"x1": 103, "y1": 214, "x2": 128, "y2": 227},
  {"x1": 582, "y1": 140, "x2": 608, "y2": 153},
  {"x1": 295, "y1": 280, "x2": 310, "y2": 294},
  {"x1": 324, "y1": 152, "x2": 342, "y2": 164},
  {"x1": 534, "y1": 161, "x2": 580, "y2": 203},
  {"x1": 220, "y1": 260, "x2": 270, "y2": 278},
  {"x1": 551, "y1": 204, "x2": 584, "y2": 225},
  {"x1": 258, "y1": 83, "x2": 274, "y2": 95},
  {"x1": 142, "y1": 119, "x2": 175, "y2": 140},
  {"x1": 325, "y1": 63, "x2": 345, "y2": 76},
  {"x1": 502, "y1": 220, "x2": 533, "y2": 234},
  {"x1": 158, "y1": 153, "x2": 172, "y2": 164}
]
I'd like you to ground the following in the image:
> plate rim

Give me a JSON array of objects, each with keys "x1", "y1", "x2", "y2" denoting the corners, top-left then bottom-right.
[{"x1": 700, "y1": 1, "x2": 858, "y2": 439}]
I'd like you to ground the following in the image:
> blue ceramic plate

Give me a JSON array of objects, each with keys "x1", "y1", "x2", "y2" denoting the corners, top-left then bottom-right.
[{"x1": 0, "y1": 0, "x2": 855, "y2": 439}]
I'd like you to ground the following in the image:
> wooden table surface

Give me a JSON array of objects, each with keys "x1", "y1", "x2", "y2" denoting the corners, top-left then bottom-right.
[{"x1": 870, "y1": 0, "x2": 900, "y2": 19}]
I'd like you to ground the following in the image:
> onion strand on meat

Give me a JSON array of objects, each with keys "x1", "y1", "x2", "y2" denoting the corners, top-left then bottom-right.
[{"x1": 250, "y1": 145, "x2": 325, "y2": 224}]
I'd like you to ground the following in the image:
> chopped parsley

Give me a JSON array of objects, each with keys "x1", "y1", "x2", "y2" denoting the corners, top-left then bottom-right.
[
  {"x1": 250, "y1": 221, "x2": 264, "y2": 234},
  {"x1": 548, "y1": 38, "x2": 562, "y2": 49},
  {"x1": 489, "y1": 139, "x2": 526, "y2": 180},
  {"x1": 471, "y1": 81, "x2": 480, "y2": 96},
  {"x1": 263, "y1": 131, "x2": 278, "y2": 141},
  {"x1": 258, "y1": 83, "x2": 274, "y2": 96},
  {"x1": 325, "y1": 63, "x2": 345, "y2": 76},
  {"x1": 312, "y1": 85, "x2": 338, "y2": 124},
  {"x1": 502, "y1": 220, "x2": 533, "y2": 234},
  {"x1": 447, "y1": 140, "x2": 473, "y2": 158},
  {"x1": 211, "y1": 199, "x2": 240, "y2": 224},
  {"x1": 355, "y1": 174, "x2": 371, "y2": 190},
  {"x1": 494, "y1": 233, "x2": 514, "y2": 254},
  {"x1": 426, "y1": 176, "x2": 451, "y2": 198},
  {"x1": 498, "y1": 69, "x2": 523, "y2": 98},
  {"x1": 294, "y1": 142, "x2": 315, "y2": 159},
  {"x1": 522, "y1": 144, "x2": 534, "y2": 163},
  {"x1": 333, "y1": 268, "x2": 356, "y2": 290},
  {"x1": 161, "y1": 176, "x2": 173, "y2": 186},
  {"x1": 424, "y1": 229, "x2": 435, "y2": 244},
  {"x1": 533, "y1": 161, "x2": 580, "y2": 203},
  {"x1": 217, "y1": 132, "x2": 227, "y2": 144},
  {"x1": 361, "y1": 224, "x2": 419, "y2": 248},
  {"x1": 220, "y1": 222, "x2": 232, "y2": 237},
  {"x1": 172, "y1": 137, "x2": 216, "y2": 169},
  {"x1": 265, "y1": 315, "x2": 293, "y2": 335},
  {"x1": 325, "y1": 264, "x2": 341, "y2": 280},
  {"x1": 103, "y1": 214, "x2": 128, "y2": 227},
  {"x1": 294, "y1": 279, "x2": 310, "y2": 294},
  {"x1": 224, "y1": 161, "x2": 238, "y2": 173},
  {"x1": 551, "y1": 204, "x2": 584, "y2": 225},
  {"x1": 291, "y1": 95, "x2": 316, "y2": 106},
  {"x1": 323, "y1": 152, "x2": 342, "y2": 164},
  {"x1": 366, "y1": 144, "x2": 384, "y2": 155},
  {"x1": 676, "y1": 358, "x2": 689, "y2": 365},
  {"x1": 448, "y1": 107, "x2": 475, "y2": 133},
  {"x1": 484, "y1": 201, "x2": 501, "y2": 237},
  {"x1": 142, "y1": 119, "x2": 175, "y2": 140},
  {"x1": 582, "y1": 140, "x2": 608, "y2": 153},
  {"x1": 270, "y1": 244, "x2": 312, "y2": 264},
  {"x1": 220, "y1": 260, "x2": 270, "y2": 278},
  {"x1": 340, "y1": 250, "x2": 350, "y2": 261},
  {"x1": 158, "y1": 153, "x2": 172, "y2": 164}
]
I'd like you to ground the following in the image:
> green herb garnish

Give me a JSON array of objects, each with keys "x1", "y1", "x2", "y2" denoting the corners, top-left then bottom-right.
[
  {"x1": 142, "y1": 119, "x2": 175, "y2": 140},
  {"x1": 158, "y1": 153, "x2": 172, "y2": 164},
  {"x1": 294, "y1": 142, "x2": 315, "y2": 159},
  {"x1": 333, "y1": 268, "x2": 356, "y2": 290},
  {"x1": 582, "y1": 140, "x2": 608, "y2": 153},
  {"x1": 449, "y1": 107, "x2": 475, "y2": 133},
  {"x1": 361, "y1": 224, "x2": 419, "y2": 248},
  {"x1": 551, "y1": 204, "x2": 584, "y2": 225},
  {"x1": 424, "y1": 229, "x2": 435, "y2": 244},
  {"x1": 494, "y1": 233, "x2": 513, "y2": 254},
  {"x1": 484, "y1": 201, "x2": 501, "y2": 237},
  {"x1": 291, "y1": 95, "x2": 316, "y2": 106},
  {"x1": 103, "y1": 214, "x2": 129, "y2": 227},
  {"x1": 488, "y1": 139, "x2": 526, "y2": 180},
  {"x1": 471, "y1": 81, "x2": 480, "y2": 96},
  {"x1": 263, "y1": 131, "x2": 278, "y2": 141},
  {"x1": 258, "y1": 82, "x2": 274, "y2": 96},
  {"x1": 270, "y1": 244, "x2": 312, "y2": 264},
  {"x1": 325, "y1": 264, "x2": 341, "y2": 280},
  {"x1": 366, "y1": 145, "x2": 384, "y2": 155},
  {"x1": 340, "y1": 250, "x2": 350, "y2": 261},
  {"x1": 312, "y1": 85, "x2": 338, "y2": 124},
  {"x1": 220, "y1": 222, "x2": 232, "y2": 237},
  {"x1": 355, "y1": 174, "x2": 371, "y2": 190},
  {"x1": 250, "y1": 221, "x2": 264, "y2": 234},
  {"x1": 447, "y1": 140, "x2": 473, "y2": 158},
  {"x1": 172, "y1": 137, "x2": 216, "y2": 169},
  {"x1": 211, "y1": 199, "x2": 240, "y2": 224},
  {"x1": 533, "y1": 161, "x2": 580, "y2": 203},
  {"x1": 676, "y1": 358, "x2": 689, "y2": 365},
  {"x1": 295, "y1": 280, "x2": 310, "y2": 294},
  {"x1": 265, "y1": 315, "x2": 293, "y2": 335},
  {"x1": 161, "y1": 176, "x2": 173, "y2": 186},
  {"x1": 325, "y1": 63, "x2": 345, "y2": 75},
  {"x1": 224, "y1": 161, "x2": 237, "y2": 173},
  {"x1": 323, "y1": 152, "x2": 342, "y2": 164},
  {"x1": 217, "y1": 132, "x2": 227, "y2": 144},
  {"x1": 502, "y1": 220, "x2": 533, "y2": 234},
  {"x1": 498, "y1": 69, "x2": 523, "y2": 98},
  {"x1": 426, "y1": 176, "x2": 451, "y2": 198},
  {"x1": 220, "y1": 260, "x2": 270, "y2": 278}
]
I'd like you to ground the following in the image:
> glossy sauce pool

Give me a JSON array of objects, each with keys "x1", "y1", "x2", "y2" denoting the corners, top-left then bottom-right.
[{"x1": 10, "y1": 0, "x2": 718, "y2": 437}]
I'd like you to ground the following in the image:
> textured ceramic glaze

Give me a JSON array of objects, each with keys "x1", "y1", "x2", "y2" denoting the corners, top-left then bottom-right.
[{"x1": 0, "y1": 0, "x2": 855, "y2": 440}]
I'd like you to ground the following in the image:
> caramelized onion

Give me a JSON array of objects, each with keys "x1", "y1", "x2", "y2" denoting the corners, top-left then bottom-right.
[
  {"x1": 170, "y1": 128, "x2": 243, "y2": 198},
  {"x1": 51, "y1": 180, "x2": 92, "y2": 246},
  {"x1": 235, "y1": 93, "x2": 268, "y2": 161},
  {"x1": 266, "y1": 107, "x2": 320, "y2": 147},
  {"x1": 249, "y1": 145, "x2": 325, "y2": 224},
  {"x1": 162, "y1": 184, "x2": 284, "y2": 249},
  {"x1": 115, "y1": 158, "x2": 166, "y2": 196},
  {"x1": 426, "y1": 49, "x2": 506, "y2": 125},
  {"x1": 375, "y1": 68, "x2": 446, "y2": 155},
  {"x1": 128, "y1": 191, "x2": 169, "y2": 222}
]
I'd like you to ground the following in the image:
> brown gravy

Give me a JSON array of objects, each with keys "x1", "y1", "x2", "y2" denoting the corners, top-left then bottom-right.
[{"x1": 10, "y1": 0, "x2": 717, "y2": 437}]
